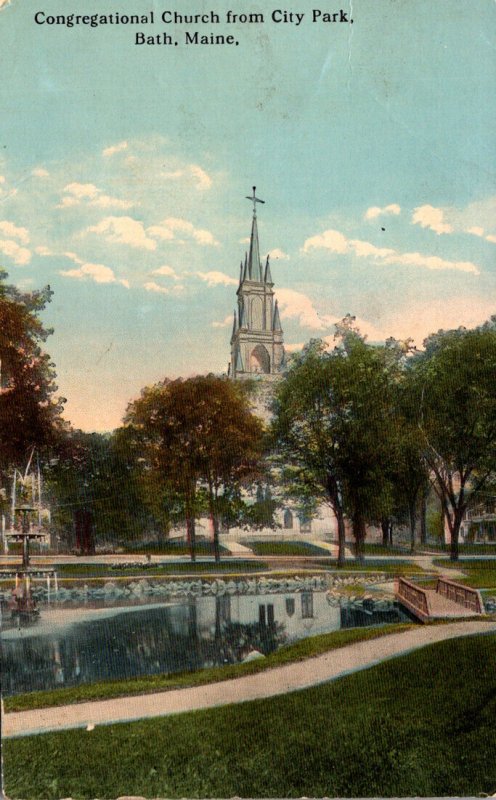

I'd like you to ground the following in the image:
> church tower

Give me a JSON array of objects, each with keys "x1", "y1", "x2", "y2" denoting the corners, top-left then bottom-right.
[{"x1": 229, "y1": 188, "x2": 285, "y2": 380}]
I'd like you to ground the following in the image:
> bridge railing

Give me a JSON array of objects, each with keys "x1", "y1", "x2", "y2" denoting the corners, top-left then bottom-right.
[
  {"x1": 436, "y1": 578, "x2": 483, "y2": 614},
  {"x1": 396, "y1": 577, "x2": 430, "y2": 620}
]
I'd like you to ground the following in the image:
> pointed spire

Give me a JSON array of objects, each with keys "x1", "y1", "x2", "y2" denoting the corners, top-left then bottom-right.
[
  {"x1": 239, "y1": 261, "x2": 243, "y2": 286},
  {"x1": 235, "y1": 349, "x2": 244, "y2": 373},
  {"x1": 238, "y1": 301, "x2": 245, "y2": 328},
  {"x1": 231, "y1": 310, "x2": 237, "y2": 342},
  {"x1": 248, "y1": 214, "x2": 263, "y2": 281},
  {"x1": 243, "y1": 252, "x2": 248, "y2": 282},
  {"x1": 272, "y1": 299, "x2": 282, "y2": 331},
  {"x1": 264, "y1": 254, "x2": 273, "y2": 284}
]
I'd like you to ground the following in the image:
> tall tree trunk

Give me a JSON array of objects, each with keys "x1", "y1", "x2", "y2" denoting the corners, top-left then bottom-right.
[
  {"x1": 409, "y1": 502, "x2": 416, "y2": 555},
  {"x1": 208, "y1": 483, "x2": 221, "y2": 564},
  {"x1": 381, "y1": 518, "x2": 390, "y2": 547},
  {"x1": 352, "y1": 511, "x2": 366, "y2": 563},
  {"x1": 420, "y1": 488, "x2": 427, "y2": 546},
  {"x1": 186, "y1": 513, "x2": 196, "y2": 562},
  {"x1": 210, "y1": 502, "x2": 221, "y2": 564},
  {"x1": 336, "y1": 508, "x2": 346, "y2": 567},
  {"x1": 450, "y1": 507, "x2": 465, "y2": 562},
  {"x1": 327, "y1": 476, "x2": 346, "y2": 567}
]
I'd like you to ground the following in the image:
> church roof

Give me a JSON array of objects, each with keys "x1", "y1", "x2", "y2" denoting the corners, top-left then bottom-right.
[{"x1": 272, "y1": 299, "x2": 282, "y2": 331}]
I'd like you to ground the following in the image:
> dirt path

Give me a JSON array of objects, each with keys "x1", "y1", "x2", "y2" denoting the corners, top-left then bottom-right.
[{"x1": 5, "y1": 619, "x2": 496, "y2": 739}]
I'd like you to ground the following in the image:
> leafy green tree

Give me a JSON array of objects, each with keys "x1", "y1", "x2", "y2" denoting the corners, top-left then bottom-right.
[
  {"x1": 124, "y1": 375, "x2": 264, "y2": 561},
  {"x1": 330, "y1": 330, "x2": 398, "y2": 561},
  {"x1": 410, "y1": 320, "x2": 496, "y2": 560},
  {"x1": 45, "y1": 430, "x2": 153, "y2": 553},
  {"x1": 0, "y1": 270, "x2": 64, "y2": 484},
  {"x1": 273, "y1": 320, "x2": 403, "y2": 563},
  {"x1": 272, "y1": 339, "x2": 348, "y2": 564}
]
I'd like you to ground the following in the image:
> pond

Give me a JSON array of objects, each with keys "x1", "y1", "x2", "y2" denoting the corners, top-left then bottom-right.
[{"x1": 1, "y1": 590, "x2": 411, "y2": 696}]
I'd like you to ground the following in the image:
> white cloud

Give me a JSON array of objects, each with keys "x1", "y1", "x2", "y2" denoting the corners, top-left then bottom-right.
[
  {"x1": 58, "y1": 196, "x2": 79, "y2": 208},
  {"x1": 162, "y1": 170, "x2": 184, "y2": 181},
  {"x1": 365, "y1": 204, "x2": 401, "y2": 220},
  {"x1": 303, "y1": 229, "x2": 348, "y2": 254},
  {"x1": 382, "y1": 297, "x2": 496, "y2": 349},
  {"x1": 34, "y1": 245, "x2": 53, "y2": 256},
  {"x1": 196, "y1": 271, "x2": 237, "y2": 287},
  {"x1": 60, "y1": 260, "x2": 128, "y2": 287},
  {"x1": 0, "y1": 239, "x2": 31, "y2": 265},
  {"x1": 302, "y1": 227, "x2": 480, "y2": 275},
  {"x1": 267, "y1": 248, "x2": 289, "y2": 260},
  {"x1": 0, "y1": 220, "x2": 29, "y2": 244},
  {"x1": 276, "y1": 288, "x2": 334, "y2": 330},
  {"x1": 146, "y1": 224, "x2": 175, "y2": 242},
  {"x1": 467, "y1": 226, "x2": 485, "y2": 238},
  {"x1": 60, "y1": 182, "x2": 133, "y2": 210},
  {"x1": 284, "y1": 341, "x2": 305, "y2": 353},
  {"x1": 412, "y1": 205, "x2": 453, "y2": 235},
  {"x1": 148, "y1": 217, "x2": 218, "y2": 246},
  {"x1": 144, "y1": 281, "x2": 171, "y2": 295},
  {"x1": 189, "y1": 164, "x2": 212, "y2": 190},
  {"x1": 64, "y1": 182, "x2": 100, "y2": 199},
  {"x1": 91, "y1": 194, "x2": 133, "y2": 210},
  {"x1": 212, "y1": 314, "x2": 234, "y2": 328},
  {"x1": 0, "y1": 175, "x2": 5, "y2": 184},
  {"x1": 239, "y1": 237, "x2": 250, "y2": 244},
  {"x1": 32, "y1": 167, "x2": 49, "y2": 178},
  {"x1": 486, "y1": 234, "x2": 496, "y2": 244},
  {"x1": 151, "y1": 265, "x2": 180, "y2": 279},
  {"x1": 86, "y1": 216, "x2": 156, "y2": 251},
  {"x1": 102, "y1": 141, "x2": 128, "y2": 158},
  {"x1": 160, "y1": 164, "x2": 212, "y2": 190}
]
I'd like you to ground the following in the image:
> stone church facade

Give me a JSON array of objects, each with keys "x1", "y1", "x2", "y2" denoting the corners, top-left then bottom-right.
[
  {"x1": 228, "y1": 196, "x2": 285, "y2": 382},
  {"x1": 222, "y1": 191, "x2": 339, "y2": 542}
]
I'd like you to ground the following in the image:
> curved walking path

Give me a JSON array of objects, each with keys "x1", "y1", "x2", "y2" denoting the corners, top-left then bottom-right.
[{"x1": 4, "y1": 619, "x2": 496, "y2": 739}]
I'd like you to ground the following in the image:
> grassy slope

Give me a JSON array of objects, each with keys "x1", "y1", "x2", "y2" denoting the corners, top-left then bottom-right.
[
  {"x1": 246, "y1": 541, "x2": 332, "y2": 556},
  {"x1": 434, "y1": 559, "x2": 496, "y2": 589},
  {"x1": 4, "y1": 623, "x2": 415, "y2": 712},
  {"x1": 54, "y1": 560, "x2": 268, "y2": 578},
  {"x1": 5, "y1": 633, "x2": 496, "y2": 799}
]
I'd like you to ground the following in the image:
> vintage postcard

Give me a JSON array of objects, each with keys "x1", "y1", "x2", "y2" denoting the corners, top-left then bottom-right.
[{"x1": 1, "y1": 0, "x2": 495, "y2": 798}]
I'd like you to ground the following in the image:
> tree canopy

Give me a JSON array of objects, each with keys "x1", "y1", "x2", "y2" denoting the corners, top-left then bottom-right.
[
  {"x1": 0, "y1": 270, "x2": 64, "y2": 488},
  {"x1": 409, "y1": 320, "x2": 496, "y2": 559},
  {"x1": 124, "y1": 375, "x2": 265, "y2": 561}
]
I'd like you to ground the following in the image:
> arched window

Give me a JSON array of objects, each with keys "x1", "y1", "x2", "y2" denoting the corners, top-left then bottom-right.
[
  {"x1": 283, "y1": 509, "x2": 294, "y2": 529},
  {"x1": 250, "y1": 344, "x2": 270, "y2": 374}
]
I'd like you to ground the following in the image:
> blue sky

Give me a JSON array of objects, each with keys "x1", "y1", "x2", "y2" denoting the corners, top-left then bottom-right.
[{"x1": 1, "y1": 0, "x2": 495, "y2": 430}]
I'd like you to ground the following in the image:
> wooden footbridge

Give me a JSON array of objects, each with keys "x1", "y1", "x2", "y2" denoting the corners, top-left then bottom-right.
[{"x1": 395, "y1": 576, "x2": 485, "y2": 622}]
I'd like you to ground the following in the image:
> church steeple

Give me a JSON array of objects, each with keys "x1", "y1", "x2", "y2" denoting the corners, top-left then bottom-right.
[
  {"x1": 264, "y1": 255, "x2": 273, "y2": 285},
  {"x1": 247, "y1": 213, "x2": 262, "y2": 281},
  {"x1": 244, "y1": 187, "x2": 265, "y2": 282},
  {"x1": 230, "y1": 188, "x2": 285, "y2": 380}
]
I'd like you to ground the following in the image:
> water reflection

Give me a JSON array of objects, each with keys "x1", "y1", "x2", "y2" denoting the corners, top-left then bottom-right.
[{"x1": 1, "y1": 591, "x2": 408, "y2": 696}]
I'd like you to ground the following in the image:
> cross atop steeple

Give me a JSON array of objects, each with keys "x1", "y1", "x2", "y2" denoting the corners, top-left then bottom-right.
[{"x1": 245, "y1": 186, "x2": 265, "y2": 216}]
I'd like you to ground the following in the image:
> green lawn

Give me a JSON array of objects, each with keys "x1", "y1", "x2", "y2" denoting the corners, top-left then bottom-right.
[
  {"x1": 314, "y1": 559, "x2": 426, "y2": 575},
  {"x1": 424, "y1": 543, "x2": 496, "y2": 555},
  {"x1": 121, "y1": 540, "x2": 231, "y2": 556},
  {"x1": 246, "y1": 540, "x2": 332, "y2": 556},
  {"x1": 434, "y1": 558, "x2": 496, "y2": 589},
  {"x1": 54, "y1": 560, "x2": 269, "y2": 579},
  {"x1": 5, "y1": 633, "x2": 496, "y2": 799},
  {"x1": 4, "y1": 623, "x2": 415, "y2": 712}
]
